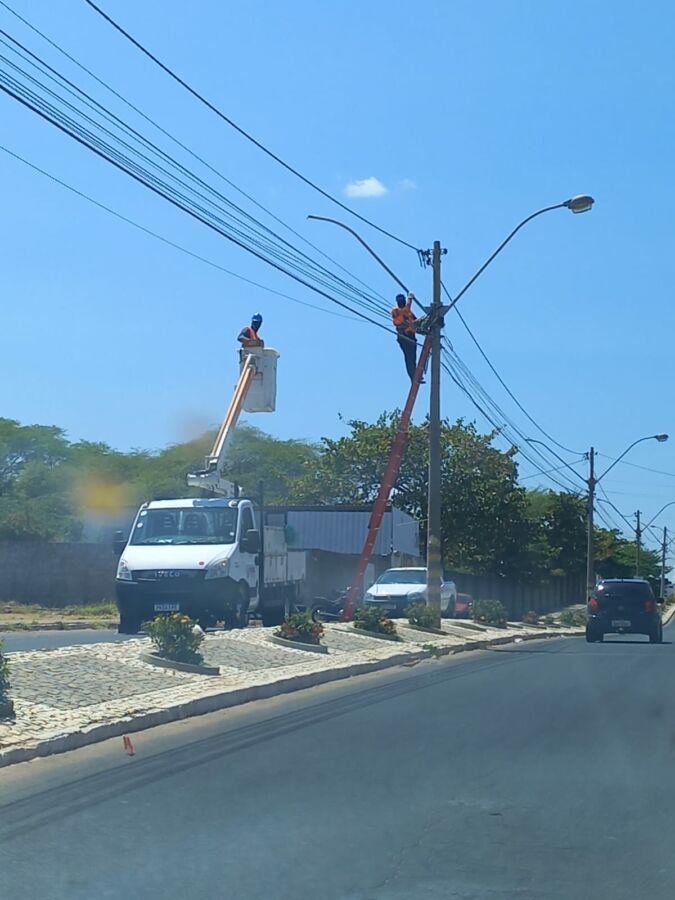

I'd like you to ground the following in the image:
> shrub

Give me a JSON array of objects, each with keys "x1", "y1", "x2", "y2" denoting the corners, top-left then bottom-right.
[
  {"x1": 406, "y1": 602, "x2": 441, "y2": 630},
  {"x1": 276, "y1": 612, "x2": 324, "y2": 645},
  {"x1": 559, "y1": 607, "x2": 586, "y2": 627},
  {"x1": 145, "y1": 613, "x2": 205, "y2": 665},
  {"x1": 543, "y1": 614, "x2": 555, "y2": 627},
  {"x1": 353, "y1": 605, "x2": 397, "y2": 635},
  {"x1": 472, "y1": 598, "x2": 507, "y2": 627},
  {"x1": 522, "y1": 610, "x2": 540, "y2": 625}
]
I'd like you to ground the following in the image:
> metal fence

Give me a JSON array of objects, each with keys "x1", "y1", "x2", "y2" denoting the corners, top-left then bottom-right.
[{"x1": 447, "y1": 570, "x2": 585, "y2": 620}]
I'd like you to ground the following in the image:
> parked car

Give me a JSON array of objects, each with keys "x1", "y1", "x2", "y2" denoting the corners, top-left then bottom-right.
[
  {"x1": 454, "y1": 592, "x2": 474, "y2": 618},
  {"x1": 364, "y1": 567, "x2": 456, "y2": 618},
  {"x1": 586, "y1": 578, "x2": 663, "y2": 643}
]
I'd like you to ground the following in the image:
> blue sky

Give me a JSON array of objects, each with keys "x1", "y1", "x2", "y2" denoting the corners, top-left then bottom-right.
[{"x1": 1, "y1": 0, "x2": 675, "y2": 548}]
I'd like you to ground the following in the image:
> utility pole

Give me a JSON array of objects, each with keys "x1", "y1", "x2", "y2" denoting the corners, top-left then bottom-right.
[
  {"x1": 586, "y1": 447, "x2": 596, "y2": 601},
  {"x1": 635, "y1": 510, "x2": 642, "y2": 576},
  {"x1": 426, "y1": 240, "x2": 444, "y2": 615},
  {"x1": 661, "y1": 526, "x2": 667, "y2": 599}
]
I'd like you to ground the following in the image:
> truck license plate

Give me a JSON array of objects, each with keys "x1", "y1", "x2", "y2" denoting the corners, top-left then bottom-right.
[{"x1": 154, "y1": 603, "x2": 180, "y2": 612}]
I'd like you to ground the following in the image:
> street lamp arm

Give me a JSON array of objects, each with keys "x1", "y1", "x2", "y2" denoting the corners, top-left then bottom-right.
[
  {"x1": 645, "y1": 500, "x2": 675, "y2": 530},
  {"x1": 307, "y1": 214, "x2": 410, "y2": 296},
  {"x1": 446, "y1": 203, "x2": 566, "y2": 311},
  {"x1": 596, "y1": 435, "x2": 666, "y2": 483},
  {"x1": 523, "y1": 438, "x2": 587, "y2": 485}
]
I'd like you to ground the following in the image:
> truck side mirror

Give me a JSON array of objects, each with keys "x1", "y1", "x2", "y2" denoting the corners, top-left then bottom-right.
[
  {"x1": 242, "y1": 529, "x2": 260, "y2": 554},
  {"x1": 113, "y1": 530, "x2": 127, "y2": 557}
]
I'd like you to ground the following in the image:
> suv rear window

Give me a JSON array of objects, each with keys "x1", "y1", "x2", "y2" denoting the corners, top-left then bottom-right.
[{"x1": 595, "y1": 581, "x2": 653, "y2": 601}]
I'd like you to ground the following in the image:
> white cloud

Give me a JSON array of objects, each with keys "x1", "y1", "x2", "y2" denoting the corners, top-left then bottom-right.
[
  {"x1": 343, "y1": 176, "x2": 388, "y2": 198},
  {"x1": 398, "y1": 178, "x2": 417, "y2": 191}
]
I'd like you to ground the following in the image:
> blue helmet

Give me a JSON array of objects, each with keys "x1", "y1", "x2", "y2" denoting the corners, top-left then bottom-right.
[{"x1": 251, "y1": 313, "x2": 263, "y2": 325}]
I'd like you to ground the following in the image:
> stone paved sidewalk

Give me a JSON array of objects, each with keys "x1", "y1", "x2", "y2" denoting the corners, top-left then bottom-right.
[{"x1": 0, "y1": 621, "x2": 579, "y2": 766}]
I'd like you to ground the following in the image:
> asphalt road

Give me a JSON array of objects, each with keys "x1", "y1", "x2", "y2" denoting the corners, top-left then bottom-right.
[
  {"x1": 0, "y1": 629, "x2": 137, "y2": 653},
  {"x1": 2, "y1": 629, "x2": 675, "y2": 900}
]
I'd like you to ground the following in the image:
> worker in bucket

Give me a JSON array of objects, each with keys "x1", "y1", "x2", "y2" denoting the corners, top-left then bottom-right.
[
  {"x1": 238, "y1": 313, "x2": 264, "y2": 348},
  {"x1": 391, "y1": 293, "x2": 421, "y2": 382}
]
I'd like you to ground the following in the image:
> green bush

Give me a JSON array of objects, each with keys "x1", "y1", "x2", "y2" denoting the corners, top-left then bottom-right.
[
  {"x1": 353, "y1": 606, "x2": 397, "y2": 635},
  {"x1": 522, "y1": 610, "x2": 540, "y2": 625},
  {"x1": 406, "y1": 602, "x2": 441, "y2": 630},
  {"x1": 145, "y1": 613, "x2": 205, "y2": 665},
  {"x1": 558, "y1": 607, "x2": 586, "y2": 627},
  {"x1": 276, "y1": 611, "x2": 324, "y2": 645},
  {"x1": 543, "y1": 614, "x2": 555, "y2": 627},
  {"x1": 472, "y1": 598, "x2": 507, "y2": 627}
]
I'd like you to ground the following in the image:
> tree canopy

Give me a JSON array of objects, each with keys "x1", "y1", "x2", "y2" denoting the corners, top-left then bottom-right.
[{"x1": 0, "y1": 415, "x2": 663, "y2": 586}]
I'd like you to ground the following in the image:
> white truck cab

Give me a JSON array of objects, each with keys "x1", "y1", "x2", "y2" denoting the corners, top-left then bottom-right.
[{"x1": 115, "y1": 497, "x2": 262, "y2": 632}]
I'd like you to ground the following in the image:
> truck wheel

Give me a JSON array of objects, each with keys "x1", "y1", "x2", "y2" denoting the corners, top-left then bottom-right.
[
  {"x1": 234, "y1": 583, "x2": 250, "y2": 629},
  {"x1": 261, "y1": 592, "x2": 292, "y2": 628},
  {"x1": 118, "y1": 612, "x2": 141, "y2": 635}
]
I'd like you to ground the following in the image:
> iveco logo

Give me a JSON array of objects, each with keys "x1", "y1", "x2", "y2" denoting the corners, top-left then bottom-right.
[{"x1": 156, "y1": 570, "x2": 182, "y2": 578}]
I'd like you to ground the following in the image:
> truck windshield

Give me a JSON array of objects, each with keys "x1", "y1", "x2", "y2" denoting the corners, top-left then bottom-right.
[
  {"x1": 377, "y1": 569, "x2": 426, "y2": 585},
  {"x1": 130, "y1": 507, "x2": 239, "y2": 545}
]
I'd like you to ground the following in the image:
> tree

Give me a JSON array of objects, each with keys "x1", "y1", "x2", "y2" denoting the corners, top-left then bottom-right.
[
  {"x1": 594, "y1": 528, "x2": 661, "y2": 580},
  {"x1": 526, "y1": 490, "x2": 587, "y2": 578},
  {"x1": 290, "y1": 412, "x2": 535, "y2": 577}
]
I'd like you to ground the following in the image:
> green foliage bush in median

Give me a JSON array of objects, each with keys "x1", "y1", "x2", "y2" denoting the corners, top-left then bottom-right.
[
  {"x1": 353, "y1": 606, "x2": 397, "y2": 635},
  {"x1": 472, "y1": 598, "x2": 507, "y2": 627},
  {"x1": 145, "y1": 613, "x2": 205, "y2": 665},
  {"x1": 276, "y1": 612, "x2": 324, "y2": 645},
  {"x1": 522, "y1": 610, "x2": 540, "y2": 625},
  {"x1": 406, "y1": 602, "x2": 441, "y2": 631},
  {"x1": 558, "y1": 607, "x2": 586, "y2": 627}
]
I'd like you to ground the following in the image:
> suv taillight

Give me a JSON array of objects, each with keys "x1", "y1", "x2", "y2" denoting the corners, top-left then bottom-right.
[
  {"x1": 645, "y1": 599, "x2": 655, "y2": 612},
  {"x1": 588, "y1": 597, "x2": 599, "y2": 612}
]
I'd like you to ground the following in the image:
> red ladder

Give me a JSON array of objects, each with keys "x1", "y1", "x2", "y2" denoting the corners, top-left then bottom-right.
[{"x1": 341, "y1": 333, "x2": 432, "y2": 621}]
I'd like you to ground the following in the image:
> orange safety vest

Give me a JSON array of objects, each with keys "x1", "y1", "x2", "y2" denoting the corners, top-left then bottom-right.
[
  {"x1": 391, "y1": 305, "x2": 416, "y2": 336},
  {"x1": 240, "y1": 325, "x2": 263, "y2": 346}
]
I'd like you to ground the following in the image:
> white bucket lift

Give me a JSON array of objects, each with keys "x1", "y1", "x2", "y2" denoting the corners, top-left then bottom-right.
[
  {"x1": 187, "y1": 347, "x2": 280, "y2": 494},
  {"x1": 240, "y1": 347, "x2": 279, "y2": 412}
]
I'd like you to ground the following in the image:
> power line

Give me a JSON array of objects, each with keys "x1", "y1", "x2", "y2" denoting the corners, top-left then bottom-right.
[
  {"x1": 596, "y1": 453, "x2": 675, "y2": 480},
  {"x1": 0, "y1": 72, "x2": 397, "y2": 335},
  {"x1": 440, "y1": 346, "x2": 583, "y2": 494},
  {"x1": 441, "y1": 341, "x2": 584, "y2": 493},
  {"x1": 0, "y1": 1, "x2": 392, "y2": 308},
  {"x1": 81, "y1": 0, "x2": 419, "y2": 253},
  {"x1": 441, "y1": 280, "x2": 583, "y2": 455},
  {"x1": 519, "y1": 460, "x2": 587, "y2": 482},
  {"x1": 0, "y1": 142, "x2": 361, "y2": 322},
  {"x1": 0, "y1": 36, "x2": 392, "y2": 320}
]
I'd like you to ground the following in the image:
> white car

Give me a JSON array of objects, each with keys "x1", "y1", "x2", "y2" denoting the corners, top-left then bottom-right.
[{"x1": 364, "y1": 567, "x2": 456, "y2": 618}]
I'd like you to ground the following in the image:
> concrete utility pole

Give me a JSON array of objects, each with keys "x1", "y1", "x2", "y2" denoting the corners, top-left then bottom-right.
[
  {"x1": 586, "y1": 447, "x2": 596, "y2": 601},
  {"x1": 661, "y1": 526, "x2": 667, "y2": 600},
  {"x1": 635, "y1": 510, "x2": 642, "y2": 576},
  {"x1": 426, "y1": 241, "x2": 444, "y2": 614}
]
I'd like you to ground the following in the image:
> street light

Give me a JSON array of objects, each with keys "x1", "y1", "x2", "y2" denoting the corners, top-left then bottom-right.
[
  {"x1": 563, "y1": 195, "x2": 595, "y2": 214},
  {"x1": 586, "y1": 435, "x2": 668, "y2": 597},
  {"x1": 310, "y1": 197, "x2": 593, "y2": 616}
]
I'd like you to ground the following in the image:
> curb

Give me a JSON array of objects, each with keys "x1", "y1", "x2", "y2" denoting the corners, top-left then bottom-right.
[
  {"x1": 141, "y1": 653, "x2": 221, "y2": 676},
  {"x1": 0, "y1": 627, "x2": 584, "y2": 769},
  {"x1": 268, "y1": 635, "x2": 329, "y2": 654}
]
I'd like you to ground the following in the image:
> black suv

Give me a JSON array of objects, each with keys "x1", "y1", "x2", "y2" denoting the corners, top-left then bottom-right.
[{"x1": 586, "y1": 578, "x2": 663, "y2": 643}]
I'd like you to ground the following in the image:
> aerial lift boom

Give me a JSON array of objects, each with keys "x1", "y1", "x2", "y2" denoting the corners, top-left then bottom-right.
[{"x1": 187, "y1": 347, "x2": 279, "y2": 494}]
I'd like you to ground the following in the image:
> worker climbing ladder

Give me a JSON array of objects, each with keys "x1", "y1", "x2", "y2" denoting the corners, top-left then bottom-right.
[{"x1": 341, "y1": 333, "x2": 432, "y2": 621}]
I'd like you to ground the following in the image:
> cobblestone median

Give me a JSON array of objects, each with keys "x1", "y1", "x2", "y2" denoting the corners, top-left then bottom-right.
[{"x1": 0, "y1": 621, "x2": 573, "y2": 765}]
